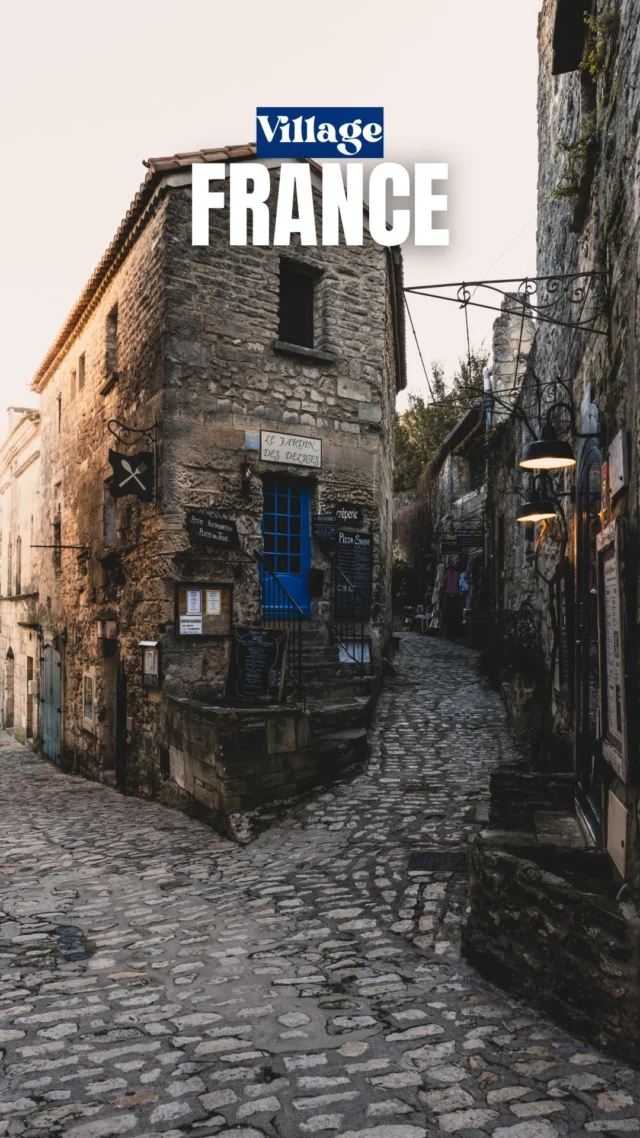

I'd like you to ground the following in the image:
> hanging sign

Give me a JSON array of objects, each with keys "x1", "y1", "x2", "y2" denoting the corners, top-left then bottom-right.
[
  {"x1": 226, "y1": 627, "x2": 287, "y2": 702},
  {"x1": 260, "y1": 430, "x2": 322, "y2": 468},
  {"x1": 332, "y1": 501, "x2": 363, "y2": 527},
  {"x1": 335, "y1": 531, "x2": 373, "y2": 618},
  {"x1": 185, "y1": 510, "x2": 239, "y2": 549},
  {"x1": 175, "y1": 582, "x2": 232, "y2": 637},
  {"x1": 596, "y1": 520, "x2": 628, "y2": 782},
  {"x1": 108, "y1": 450, "x2": 154, "y2": 501},
  {"x1": 312, "y1": 514, "x2": 338, "y2": 543}
]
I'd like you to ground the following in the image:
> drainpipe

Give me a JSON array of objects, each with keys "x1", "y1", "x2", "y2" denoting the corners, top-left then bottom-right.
[{"x1": 483, "y1": 366, "x2": 494, "y2": 429}]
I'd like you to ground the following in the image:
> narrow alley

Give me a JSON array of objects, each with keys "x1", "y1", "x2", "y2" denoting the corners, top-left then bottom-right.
[{"x1": 1, "y1": 637, "x2": 639, "y2": 1138}]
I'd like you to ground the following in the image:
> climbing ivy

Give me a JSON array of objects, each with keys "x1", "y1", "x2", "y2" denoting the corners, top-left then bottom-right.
[
  {"x1": 581, "y1": 5, "x2": 620, "y2": 106},
  {"x1": 552, "y1": 112, "x2": 598, "y2": 202}
]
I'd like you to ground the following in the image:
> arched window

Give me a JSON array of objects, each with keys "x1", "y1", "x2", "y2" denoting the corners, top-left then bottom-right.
[{"x1": 15, "y1": 535, "x2": 22, "y2": 596}]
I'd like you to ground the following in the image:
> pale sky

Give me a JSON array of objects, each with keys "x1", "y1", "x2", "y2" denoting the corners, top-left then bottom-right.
[{"x1": 0, "y1": 0, "x2": 544, "y2": 416}]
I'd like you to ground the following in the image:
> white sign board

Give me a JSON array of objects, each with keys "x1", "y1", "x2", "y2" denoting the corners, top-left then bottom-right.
[
  {"x1": 597, "y1": 519, "x2": 628, "y2": 782},
  {"x1": 261, "y1": 430, "x2": 322, "y2": 469},
  {"x1": 609, "y1": 430, "x2": 629, "y2": 499},
  {"x1": 185, "y1": 588, "x2": 202, "y2": 614},
  {"x1": 206, "y1": 589, "x2": 222, "y2": 615},
  {"x1": 179, "y1": 615, "x2": 203, "y2": 636}
]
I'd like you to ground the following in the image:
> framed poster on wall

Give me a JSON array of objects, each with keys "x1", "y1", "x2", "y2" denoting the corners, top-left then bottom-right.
[
  {"x1": 175, "y1": 582, "x2": 233, "y2": 637},
  {"x1": 596, "y1": 519, "x2": 629, "y2": 782}
]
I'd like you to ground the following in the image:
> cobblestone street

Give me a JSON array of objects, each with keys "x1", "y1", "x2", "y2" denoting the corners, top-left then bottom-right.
[{"x1": 2, "y1": 636, "x2": 640, "y2": 1138}]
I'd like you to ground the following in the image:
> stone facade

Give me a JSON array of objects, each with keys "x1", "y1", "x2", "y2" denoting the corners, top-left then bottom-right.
[
  {"x1": 464, "y1": 0, "x2": 640, "y2": 1065},
  {"x1": 0, "y1": 409, "x2": 41, "y2": 744},
  {"x1": 482, "y1": 0, "x2": 640, "y2": 887},
  {"x1": 8, "y1": 144, "x2": 404, "y2": 818}
]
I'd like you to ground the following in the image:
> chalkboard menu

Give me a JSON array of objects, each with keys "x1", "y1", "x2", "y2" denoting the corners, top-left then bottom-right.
[
  {"x1": 185, "y1": 510, "x2": 239, "y2": 548},
  {"x1": 335, "y1": 531, "x2": 373, "y2": 618},
  {"x1": 312, "y1": 514, "x2": 338, "y2": 543},
  {"x1": 226, "y1": 627, "x2": 287, "y2": 702}
]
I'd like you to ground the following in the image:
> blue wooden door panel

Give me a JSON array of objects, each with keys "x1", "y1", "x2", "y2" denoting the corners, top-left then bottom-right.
[{"x1": 262, "y1": 478, "x2": 311, "y2": 614}]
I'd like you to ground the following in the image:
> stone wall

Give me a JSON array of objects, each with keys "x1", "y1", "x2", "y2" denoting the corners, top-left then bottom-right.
[
  {"x1": 158, "y1": 696, "x2": 368, "y2": 826},
  {"x1": 483, "y1": 0, "x2": 640, "y2": 892},
  {"x1": 0, "y1": 411, "x2": 42, "y2": 745},
  {"x1": 33, "y1": 193, "x2": 168, "y2": 785},
  {"x1": 464, "y1": 833, "x2": 640, "y2": 1066},
  {"x1": 159, "y1": 169, "x2": 400, "y2": 701}
]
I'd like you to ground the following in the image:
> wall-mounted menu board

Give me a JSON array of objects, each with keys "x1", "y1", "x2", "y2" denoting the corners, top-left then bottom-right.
[
  {"x1": 335, "y1": 531, "x2": 373, "y2": 618},
  {"x1": 175, "y1": 582, "x2": 232, "y2": 637},
  {"x1": 312, "y1": 514, "x2": 338, "y2": 544},
  {"x1": 226, "y1": 627, "x2": 287, "y2": 702}
]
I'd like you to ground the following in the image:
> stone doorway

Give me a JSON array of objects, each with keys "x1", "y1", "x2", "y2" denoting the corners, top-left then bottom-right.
[{"x1": 4, "y1": 648, "x2": 15, "y2": 729}]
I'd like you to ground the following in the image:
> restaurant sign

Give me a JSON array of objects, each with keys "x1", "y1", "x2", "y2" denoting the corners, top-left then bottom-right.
[
  {"x1": 261, "y1": 430, "x2": 322, "y2": 468},
  {"x1": 185, "y1": 510, "x2": 239, "y2": 549}
]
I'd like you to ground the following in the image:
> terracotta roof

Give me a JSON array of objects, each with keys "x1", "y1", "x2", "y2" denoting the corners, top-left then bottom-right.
[{"x1": 31, "y1": 144, "x2": 406, "y2": 392}]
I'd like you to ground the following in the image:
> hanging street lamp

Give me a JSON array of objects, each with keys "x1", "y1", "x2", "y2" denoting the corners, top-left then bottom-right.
[
  {"x1": 516, "y1": 489, "x2": 558, "y2": 524},
  {"x1": 519, "y1": 419, "x2": 576, "y2": 471}
]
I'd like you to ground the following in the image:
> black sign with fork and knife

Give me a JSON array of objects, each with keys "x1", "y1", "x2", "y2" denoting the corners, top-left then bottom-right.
[{"x1": 108, "y1": 450, "x2": 155, "y2": 501}]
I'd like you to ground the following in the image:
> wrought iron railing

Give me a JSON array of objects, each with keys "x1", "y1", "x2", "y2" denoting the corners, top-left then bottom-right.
[
  {"x1": 258, "y1": 555, "x2": 305, "y2": 704},
  {"x1": 330, "y1": 563, "x2": 371, "y2": 678}
]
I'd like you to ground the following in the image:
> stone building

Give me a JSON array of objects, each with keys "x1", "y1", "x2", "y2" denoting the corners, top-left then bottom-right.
[
  {"x1": 0, "y1": 408, "x2": 41, "y2": 744},
  {"x1": 423, "y1": 406, "x2": 487, "y2": 639},
  {"x1": 465, "y1": 0, "x2": 640, "y2": 1062},
  {"x1": 25, "y1": 144, "x2": 405, "y2": 823}
]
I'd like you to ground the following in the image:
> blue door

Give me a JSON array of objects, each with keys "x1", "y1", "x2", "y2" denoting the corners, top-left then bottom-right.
[
  {"x1": 42, "y1": 645, "x2": 61, "y2": 765},
  {"x1": 262, "y1": 478, "x2": 311, "y2": 615}
]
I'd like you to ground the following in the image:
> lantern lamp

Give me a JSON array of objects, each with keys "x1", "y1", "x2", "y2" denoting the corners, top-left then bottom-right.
[
  {"x1": 516, "y1": 490, "x2": 557, "y2": 524},
  {"x1": 519, "y1": 421, "x2": 576, "y2": 470}
]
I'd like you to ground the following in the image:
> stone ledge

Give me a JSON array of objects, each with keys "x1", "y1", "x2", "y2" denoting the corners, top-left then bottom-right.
[{"x1": 272, "y1": 340, "x2": 337, "y2": 364}]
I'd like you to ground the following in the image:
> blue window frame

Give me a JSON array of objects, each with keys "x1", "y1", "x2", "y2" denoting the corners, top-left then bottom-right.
[{"x1": 262, "y1": 478, "x2": 311, "y2": 614}]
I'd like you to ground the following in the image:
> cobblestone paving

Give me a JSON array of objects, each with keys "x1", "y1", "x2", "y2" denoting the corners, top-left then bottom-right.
[{"x1": 2, "y1": 636, "x2": 640, "y2": 1138}]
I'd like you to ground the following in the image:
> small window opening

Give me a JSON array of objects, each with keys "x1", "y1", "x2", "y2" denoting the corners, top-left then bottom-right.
[
  {"x1": 15, "y1": 535, "x2": 21, "y2": 595},
  {"x1": 553, "y1": 0, "x2": 588, "y2": 75},
  {"x1": 278, "y1": 263, "x2": 315, "y2": 348},
  {"x1": 57, "y1": 394, "x2": 62, "y2": 433},
  {"x1": 468, "y1": 451, "x2": 485, "y2": 492},
  {"x1": 70, "y1": 370, "x2": 77, "y2": 401},
  {"x1": 53, "y1": 508, "x2": 62, "y2": 571},
  {"x1": 78, "y1": 352, "x2": 86, "y2": 390},
  {"x1": 106, "y1": 306, "x2": 119, "y2": 375}
]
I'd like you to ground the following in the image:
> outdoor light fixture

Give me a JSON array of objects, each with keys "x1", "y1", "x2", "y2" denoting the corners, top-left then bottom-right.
[
  {"x1": 519, "y1": 420, "x2": 576, "y2": 471},
  {"x1": 516, "y1": 490, "x2": 558, "y2": 524}
]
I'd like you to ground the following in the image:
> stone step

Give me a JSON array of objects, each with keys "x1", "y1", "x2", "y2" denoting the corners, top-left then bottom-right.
[
  {"x1": 308, "y1": 695, "x2": 372, "y2": 733},
  {"x1": 317, "y1": 727, "x2": 369, "y2": 760},
  {"x1": 305, "y1": 674, "x2": 376, "y2": 698}
]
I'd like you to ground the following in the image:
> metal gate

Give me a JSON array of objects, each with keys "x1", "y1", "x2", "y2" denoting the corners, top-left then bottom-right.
[
  {"x1": 115, "y1": 661, "x2": 127, "y2": 792},
  {"x1": 42, "y1": 645, "x2": 61, "y2": 764}
]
